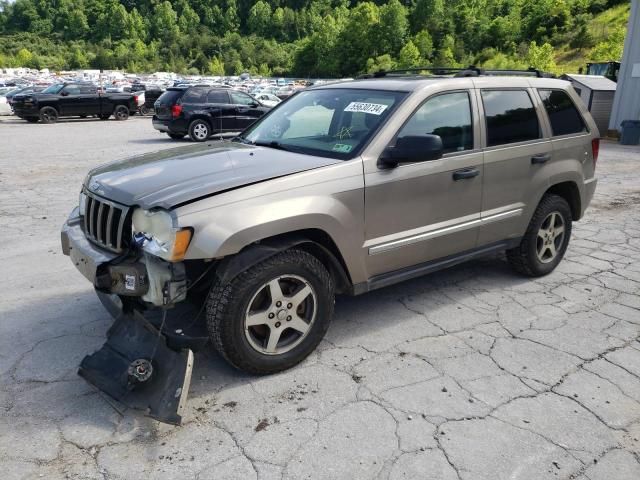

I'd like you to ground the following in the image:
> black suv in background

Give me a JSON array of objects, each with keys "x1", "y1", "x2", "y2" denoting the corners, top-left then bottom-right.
[{"x1": 152, "y1": 87, "x2": 270, "y2": 141}]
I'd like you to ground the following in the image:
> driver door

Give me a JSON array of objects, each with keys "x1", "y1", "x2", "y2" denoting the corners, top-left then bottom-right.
[
  {"x1": 230, "y1": 91, "x2": 265, "y2": 130},
  {"x1": 363, "y1": 90, "x2": 484, "y2": 277},
  {"x1": 59, "y1": 85, "x2": 82, "y2": 115}
]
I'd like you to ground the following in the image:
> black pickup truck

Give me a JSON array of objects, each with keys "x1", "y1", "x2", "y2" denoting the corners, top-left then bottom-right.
[{"x1": 12, "y1": 82, "x2": 141, "y2": 123}]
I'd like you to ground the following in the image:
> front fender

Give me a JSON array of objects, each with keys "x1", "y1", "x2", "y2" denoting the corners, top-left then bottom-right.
[{"x1": 175, "y1": 161, "x2": 367, "y2": 283}]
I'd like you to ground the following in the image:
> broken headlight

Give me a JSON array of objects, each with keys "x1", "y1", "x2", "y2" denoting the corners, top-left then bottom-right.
[{"x1": 131, "y1": 208, "x2": 192, "y2": 262}]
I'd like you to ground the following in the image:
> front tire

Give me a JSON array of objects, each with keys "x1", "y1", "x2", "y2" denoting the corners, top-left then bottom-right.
[
  {"x1": 188, "y1": 119, "x2": 210, "y2": 142},
  {"x1": 507, "y1": 194, "x2": 572, "y2": 277},
  {"x1": 206, "y1": 250, "x2": 335, "y2": 374},
  {"x1": 39, "y1": 106, "x2": 58, "y2": 124}
]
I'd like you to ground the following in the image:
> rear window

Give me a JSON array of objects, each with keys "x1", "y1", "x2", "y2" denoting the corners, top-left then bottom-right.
[
  {"x1": 538, "y1": 89, "x2": 587, "y2": 136},
  {"x1": 182, "y1": 88, "x2": 208, "y2": 103},
  {"x1": 156, "y1": 89, "x2": 185, "y2": 105}
]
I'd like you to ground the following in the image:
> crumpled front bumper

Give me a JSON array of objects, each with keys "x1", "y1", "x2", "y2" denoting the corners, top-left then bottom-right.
[
  {"x1": 61, "y1": 207, "x2": 195, "y2": 424},
  {"x1": 61, "y1": 207, "x2": 186, "y2": 306}
]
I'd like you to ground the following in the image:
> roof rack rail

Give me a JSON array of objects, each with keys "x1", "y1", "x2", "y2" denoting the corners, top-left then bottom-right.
[{"x1": 357, "y1": 66, "x2": 555, "y2": 80}]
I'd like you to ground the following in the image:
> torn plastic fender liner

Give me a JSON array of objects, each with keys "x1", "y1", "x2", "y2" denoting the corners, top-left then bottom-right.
[{"x1": 78, "y1": 311, "x2": 193, "y2": 425}]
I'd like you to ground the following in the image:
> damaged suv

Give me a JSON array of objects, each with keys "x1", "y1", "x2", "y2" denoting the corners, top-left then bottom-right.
[{"x1": 62, "y1": 68, "x2": 598, "y2": 423}]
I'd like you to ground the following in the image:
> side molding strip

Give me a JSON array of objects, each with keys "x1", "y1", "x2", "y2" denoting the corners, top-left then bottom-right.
[{"x1": 368, "y1": 208, "x2": 523, "y2": 255}]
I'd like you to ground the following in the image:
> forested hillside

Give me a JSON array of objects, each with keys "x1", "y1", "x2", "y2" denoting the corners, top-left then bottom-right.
[{"x1": 0, "y1": 0, "x2": 630, "y2": 77}]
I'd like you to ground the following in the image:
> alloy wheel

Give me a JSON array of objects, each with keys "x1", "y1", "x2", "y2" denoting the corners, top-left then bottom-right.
[
  {"x1": 536, "y1": 211, "x2": 565, "y2": 263},
  {"x1": 244, "y1": 275, "x2": 317, "y2": 355},
  {"x1": 192, "y1": 123, "x2": 209, "y2": 140}
]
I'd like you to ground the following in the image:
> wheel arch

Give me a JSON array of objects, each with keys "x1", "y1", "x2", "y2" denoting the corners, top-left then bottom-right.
[
  {"x1": 544, "y1": 181, "x2": 581, "y2": 220},
  {"x1": 213, "y1": 230, "x2": 353, "y2": 295}
]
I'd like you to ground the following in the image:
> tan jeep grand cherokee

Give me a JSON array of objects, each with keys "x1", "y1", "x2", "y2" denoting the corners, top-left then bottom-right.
[{"x1": 61, "y1": 68, "x2": 598, "y2": 420}]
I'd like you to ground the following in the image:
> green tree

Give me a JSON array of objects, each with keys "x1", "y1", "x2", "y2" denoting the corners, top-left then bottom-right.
[
  {"x1": 397, "y1": 40, "x2": 420, "y2": 68},
  {"x1": 412, "y1": 30, "x2": 433, "y2": 60},
  {"x1": 337, "y1": 2, "x2": 381, "y2": 75},
  {"x1": 525, "y1": 41, "x2": 557, "y2": 71},
  {"x1": 15, "y1": 47, "x2": 33, "y2": 66},
  {"x1": 208, "y1": 56, "x2": 225, "y2": 75},
  {"x1": 178, "y1": 5, "x2": 200, "y2": 34},
  {"x1": 378, "y1": 0, "x2": 408, "y2": 55},
  {"x1": 247, "y1": 1, "x2": 272, "y2": 37},
  {"x1": 591, "y1": 26, "x2": 626, "y2": 61},
  {"x1": 152, "y1": 1, "x2": 179, "y2": 43},
  {"x1": 366, "y1": 54, "x2": 396, "y2": 73}
]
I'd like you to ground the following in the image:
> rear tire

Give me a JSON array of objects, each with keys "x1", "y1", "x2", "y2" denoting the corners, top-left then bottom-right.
[
  {"x1": 39, "y1": 106, "x2": 58, "y2": 124},
  {"x1": 188, "y1": 119, "x2": 210, "y2": 142},
  {"x1": 507, "y1": 194, "x2": 572, "y2": 277},
  {"x1": 206, "y1": 249, "x2": 334, "y2": 374},
  {"x1": 168, "y1": 133, "x2": 185, "y2": 140},
  {"x1": 113, "y1": 105, "x2": 129, "y2": 121}
]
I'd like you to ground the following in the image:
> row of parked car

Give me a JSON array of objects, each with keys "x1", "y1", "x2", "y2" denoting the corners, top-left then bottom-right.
[{"x1": 7, "y1": 81, "x2": 281, "y2": 138}]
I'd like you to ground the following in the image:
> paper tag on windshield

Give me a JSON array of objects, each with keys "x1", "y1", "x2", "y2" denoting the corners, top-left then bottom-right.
[{"x1": 344, "y1": 102, "x2": 388, "y2": 115}]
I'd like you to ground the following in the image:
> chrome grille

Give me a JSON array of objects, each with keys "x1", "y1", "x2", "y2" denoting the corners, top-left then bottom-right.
[{"x1": 82, "y1": 191, "x2": 131, "y2": 253}]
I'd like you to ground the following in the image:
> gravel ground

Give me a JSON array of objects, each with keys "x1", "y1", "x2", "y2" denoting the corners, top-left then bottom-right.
[{"x1": 1, "y1": 115, "x2": 640, "y2": 480}]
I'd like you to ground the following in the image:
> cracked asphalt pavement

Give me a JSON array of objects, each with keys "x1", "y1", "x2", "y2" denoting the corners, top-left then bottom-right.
[{"x1": 1, "y1": 116, "x2": 640, "y2": 480}]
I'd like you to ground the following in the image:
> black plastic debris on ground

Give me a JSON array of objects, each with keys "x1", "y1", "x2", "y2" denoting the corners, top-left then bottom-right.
[{"x1": 78, "y1": 311, "x2": 193, "y2": 425}]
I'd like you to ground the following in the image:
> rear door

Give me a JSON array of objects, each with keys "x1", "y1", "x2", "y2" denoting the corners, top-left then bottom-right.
[
  {"x1": 477, "y1": 87, "x2": 552, "y2": 246},
  {"x1": 230, "y1": 91, "x2": 265, "y2": 130},
  {"x1": 206, "y1": 90, "x2": 235, "y2": 131}
]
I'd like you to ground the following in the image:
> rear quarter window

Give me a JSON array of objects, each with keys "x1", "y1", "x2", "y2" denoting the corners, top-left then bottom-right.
[
  {"x1": 182, "y1": 88, "x2": 208, "y2": 103},
  {"x1": 538, "y1": 89, "x2": 587, "y2": 136}
]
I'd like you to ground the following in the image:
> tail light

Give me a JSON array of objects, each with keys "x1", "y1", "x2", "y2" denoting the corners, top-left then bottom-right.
[
  {"x1": 171, "y1": 104, "x2": 183, "y2": 119},
  {"x1": 591, "y1": 138, "x2": 600, "y2": 168}
]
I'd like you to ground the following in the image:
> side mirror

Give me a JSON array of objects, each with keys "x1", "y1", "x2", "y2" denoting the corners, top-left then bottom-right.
[
  {"x1": 60, "y1": 91, "x2": 69, "y2": 96},
  {"x1": 249, "y1": 102, "x2": 259, "y2": 108},
  {"x1": 378, "y1": 134, "x2": 443, "y2": 169}
]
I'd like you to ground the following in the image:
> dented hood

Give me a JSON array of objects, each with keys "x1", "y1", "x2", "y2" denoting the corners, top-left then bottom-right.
[{"x1": 85, "y1": 141, "x2": 340, "y2": 209}]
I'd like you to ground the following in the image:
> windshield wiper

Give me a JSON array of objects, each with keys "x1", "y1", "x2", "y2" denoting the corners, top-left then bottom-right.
[
  {"x1": 231, "y1": 135, "x2": 251, "y2": 144},
  {"x1": 252, "y1": 140, "x2": 293, "y2": 152}
]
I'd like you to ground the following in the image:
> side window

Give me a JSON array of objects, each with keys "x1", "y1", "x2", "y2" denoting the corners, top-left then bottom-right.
[
  {"x1": 481, "y1": 90, "x2": 540, "y2": 147},
  {"x1": 207, "y1": 90, "x2": 229, "y2": 103},
  {"x1": 80, "y1": 85, "x2": 96, "y2": 94},
  {"x1": 62, "y1": 85, "x2": 81, "y2": 95},
  {"x1": 398, "y1": 92, "x2": 473, "y2": 154},
  {"x1": 231, "y1": 92, "x2": 255, "y2": 105},
  {"x1": 182, "y1": 88, "x2": 208, "y2": 103},
  {"x1": 538, "y1": 89, "x2": 587, "y2": 136}
]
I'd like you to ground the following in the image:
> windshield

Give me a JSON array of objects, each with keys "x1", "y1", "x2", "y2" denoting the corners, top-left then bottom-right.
[
  {"x1": 42, "y1": 84, "x2": 64, "y2": 94},
  {"x1": 238, "y1": 88, "x2": 406, "y2": 159}
]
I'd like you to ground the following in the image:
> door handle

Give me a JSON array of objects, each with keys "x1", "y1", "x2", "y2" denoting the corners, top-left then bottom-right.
[
  {"x1": 531, "y1": 153, "x2": 551, "y2": 164},
  {"x1": 452, "y1": 168, "x2": 480, "y2": 181}
]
